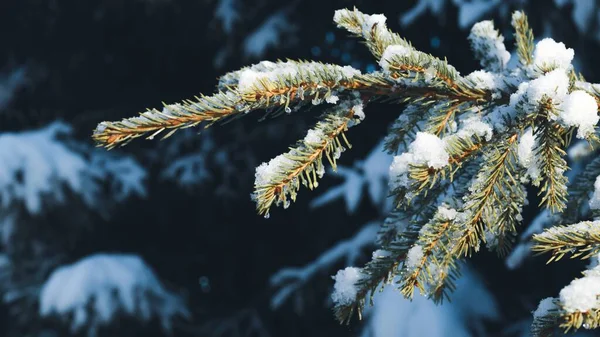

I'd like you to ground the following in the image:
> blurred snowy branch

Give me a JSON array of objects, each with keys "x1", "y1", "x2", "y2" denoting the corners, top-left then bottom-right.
[
  {"x1": 39, "y1": 254, "x2": 189, "y2": 336},
  {"x1": 270, "y1": 222, "x2": 379, "y2": 309},
  {"x1": 0, "y1": 122, "x2": 146, "y2": 215},
  {"x1": 0, "y1": 66, "x2": 28, "y2": 111},
  {"x1": 360, "y1": 266, "x2": 498, "y2": 337},
  {"x1": 311, "y1": 141, "x2": 393, "y2": 214}
]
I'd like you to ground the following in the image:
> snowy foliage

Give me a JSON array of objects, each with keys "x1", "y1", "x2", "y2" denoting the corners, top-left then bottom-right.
[
  {"x1": 39, "y1": 254, "x2": 189, "y2": 334},
  {"x1": 244, "y1": 11, "x2": 297, "y2": 58},
  {"x1": 0, "y1": 123, "x2": 145, "y2": 214},
  {"x1": 311, "y1": 141, "x2": 393, "y2": 213},
  {"x1": 0, "y1": 66, "x2": 28, "y2": 110},
  {"x1": 270, "y1": 223, "x2": 379, "y2": 309},
  {"x1": 94, "y1": 5, "x2": 600, "y2": 336},
  {"x1": 361, "y1": 266, "x2": 498, "y2": 337},
  {"x1": 331, "y1": 267, "x2": 363, "y2": 307}
]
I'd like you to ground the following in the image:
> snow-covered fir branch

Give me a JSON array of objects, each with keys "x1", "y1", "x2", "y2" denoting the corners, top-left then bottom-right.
[
  {"x1": 95, "y1": 7, "x2": 600, "y2": 336},
  {"x1": 39, "y1": 254, "x2": 189, "y2": 336}
]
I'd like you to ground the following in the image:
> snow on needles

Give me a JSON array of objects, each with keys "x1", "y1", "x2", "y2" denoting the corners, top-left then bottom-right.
[
  {"x1": 533, "y1": 297, "x2": 557, "y2": 318},
  {"x1": 590, "y1": 176, "x2": 600, "y2": 211},
  {"x1": 559, "y1": 90, "x2": 599, "y2": 139},
  {"x1": 39, "y1": 254, "x2": 189, "y2": 333},
  {"x1": 237, "y1": 61, "x2": 361, "y2": 93},
  {"x1": 379, "y1": 45, "x2": 413, "y2": 72},
  {"x1": 468, "y1": 20, "x2": 510, "y2": 72},
  {"x1": 532, "y1": 38, "x2": 574, "y2": 72},
  {"x1": 331, "y1": 267, "x2": 363, "y2": 306},
  {"x1": 389, "y1": 132, "x2": 449, "y2": 189}
]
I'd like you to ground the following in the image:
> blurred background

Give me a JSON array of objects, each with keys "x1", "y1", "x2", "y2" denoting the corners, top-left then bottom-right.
[{"x1": 1, "y1": 0, "x2": 600, "y2": 336}]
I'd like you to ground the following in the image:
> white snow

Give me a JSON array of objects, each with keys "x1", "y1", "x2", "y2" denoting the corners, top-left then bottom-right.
[
  {"x1": 39, "y1": 254, "x2": 189, "y2": 332},
  {"x1": 238, "y1": 63, "x2": 297, "y2": 92},
  {"x1": 453, "y1": 115, "x2": 493, "y2": 141},
  {"x1": 389, "y1": 132, "x2": 449, "y2": 189},
  {"x1": 465, "y1": 70, "x2": 503, "y2": 92},
  {"x1": 532, "y1": 38, "x2": 574, "y2": 72},
  {"x1": 379, "y1": 45, "x2": 413, "y2": 72},
  {"x1": 342, "y1": 65, "x2": 362, "y2": 78},
  {"x1": 511, "y1": 69, "x2": 570, "y2": 110},
  {"x1": 536, "y1": 221, "x2": 600, "y2": 240},
  {"x1": 254, "y1": 154, "x2": 296, "y2": 187},
  {"x1": 372, "y1": 249, "x2": 392, "y2": 259},
  {"x1": 361, "y1": 13, "x2": 391, "y2": 40},
  {"x1": 237, "y1": 61, "x2": 360, "y2": 92},
  {"x1": 304, "y1": 129, "x2": 325, "y2": 145},
  {"x1": 559, "y1": 272, "x2": 600, "y2": 313},
  {"x1": 331, "y1": 267, "x2": 363, "y2": 306},
  {"x1": 590, "y1": 176, "x2": 600, "y2": 210},
  {"x1": 559, "y1": 90, "x2": 599, "y2": 139},
  {"x1": 517, "y1": 128, "x2": 541, "y2": 184},
  {"x1": 468, "y1": 20, "x2": 510, "y2": 72},
  {"x1": 437, "y1": 205, "x2": 458, "y2": 221},
  {"x1": 326, "y1": 95, "x2": 339, "y2": 104},
  {"x1": 533, "y1": 297, "x2": 557, "y2": 318},
  {"x1": 353, "y1": 103, "x2": 366, "y2": 121},
  {"x1": 406, "y1": 245, "x2": 424, "y2": 269}
]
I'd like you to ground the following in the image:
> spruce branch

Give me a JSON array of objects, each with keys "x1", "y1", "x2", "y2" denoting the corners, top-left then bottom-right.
[
  {"x1": 91, "y1": 7, "x2": 600, "y2": 336},
  {"x1": 534, "y1": 101, "x2": 570, "y2": 213},
  {"x1": 512, "y1": 11, "x2": 534, "y2": 67},
  {"x1": 452, "y1": 133, "x2": 520, "y2": 258},
  {"x1": 252, "y1": 99, "x2": 365, "y2": 217},
  {"x1": 93, "y1": 61, "x2": 381, "y2": 149},
  {"x1": 399, "y1": 207, "x2": 456, "y2": 299},
  {"x1": 532, "y1": 221, "x2": 600, "y2": 262},
  {"x1": 333, "y1": 8, "x2": 412, "y2": 61}
]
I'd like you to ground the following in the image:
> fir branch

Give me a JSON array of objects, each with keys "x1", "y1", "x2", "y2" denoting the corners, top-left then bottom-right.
[
  {"x1": 333, "y1": 8, "x2": 412, "y2": 61},
  {"x1": 399, "y1": 208, "x2": 455, "y2": 299},
  {"x1": 383, "y1": 104, "x2": 424, "y2": 154},
  {"x1": 93, "y1": 61, "x2": 374, "y2": 149},
  {"x1": 535, "y1": 103, "x2": 570, "y2": 213},
  {"x1": 486, "y1": 183, "x2": 526, "y2": 256},
  {"x1": 253, "y1": 99, "x2": 364, "y2": 217},
  {"x1": 453, "y1": 133, "x2": 520, "y2": 258},
  {"x1": 531, "y1": 298, "x2": 561, "y2": 337},
  {"x1": 532, "y1": 221, "x2": 600, "y2": 262},
  {"x1": 512, "y1": 11, "x2": 535, "y2": 67}
]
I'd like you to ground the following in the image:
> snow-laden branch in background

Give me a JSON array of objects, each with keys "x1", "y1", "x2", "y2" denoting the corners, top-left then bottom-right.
[
  {"x1": 401, "y1": 0, "x2": 516, "y2": 29},
  {"x1": 244, "y1": 10, "x2": 297, "y2": 58},
  {"x1": 0, "y1": 66, "x2": 28, "y2": 111},
  {"x1": 160, "y1": 129, "x2": 215, "y2": 187},
  {"x1": 214, "y1": 0, "x2": 239, "y2": 34},
  {"x1": 270, "y1": 222, "x2": 379, "y2": 309},
  {"x1": 0, "y1": 122, "x2": 146, "y2": 215},
  {"x1": 39, "y1": 254, "x2": 189, "y2": 335},
  {"x1": 361, "y1": 266, "x2": 499, "y2": 337},
  {"x1": 310, "y1": 141, "x2": 393, "y2": 214}
]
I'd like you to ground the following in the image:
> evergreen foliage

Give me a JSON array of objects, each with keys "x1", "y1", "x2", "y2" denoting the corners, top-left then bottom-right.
[{"x1": 94, "y1": 7, "x2": 600, "y2": 336}]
